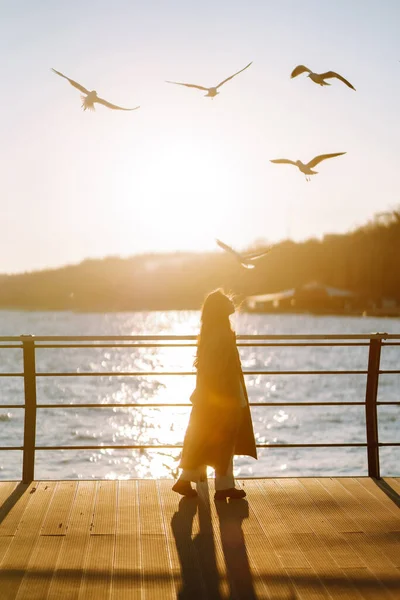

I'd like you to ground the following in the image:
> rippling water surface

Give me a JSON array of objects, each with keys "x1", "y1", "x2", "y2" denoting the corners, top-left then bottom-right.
[{"x1": 0, "y1": 310, "x2": 399, "y2": 480}]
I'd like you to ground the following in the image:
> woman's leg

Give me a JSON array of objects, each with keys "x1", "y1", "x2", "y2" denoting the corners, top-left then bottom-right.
[
  {"x1": 179, "y1": 466, "x2": 204, "y2": 483},
  {"x1": 172, "y1": 465, "x2": 206, "y2": 496},
  {"x1": 214, "y1": 456, "x2": 246, "y2": 499},
  {"x1": 214, "y1": 456, "x2": 234, "y2": 491}
]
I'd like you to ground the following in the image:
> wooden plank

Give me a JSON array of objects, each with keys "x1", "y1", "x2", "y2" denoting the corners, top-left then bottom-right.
[
  {"x1": 15, "y1": 482, "x2": 56, "y2": 535},
  {"x1": 0, "y1": 482, "x2": 32, "y2": 536},
  {"x1": 263, "y1": 479, "x2": 370, "y2": 598},
  {"x1": 78, "y1": 535, "x2": 115, "y2": 600},
  {"x1": 91, "y1": 481, "x2": 117, "y2": 535},
  {"x1": 356, "y1": 478, "x2": 399, "y2": 518},
  {"x1": 158, "y1": 479, "x2": 208, "y2": 599},
  {"x1": 336, "y1": 567, "x2": 395, "y2": 600},
  {"x1": 196, "y1": 479, "x2": 234, "y2": 599},
  {"x1": 342, "y1": 545, "x2": 400, "y2": 598},
  {"x1": 138, "y1": 479, "x2": 175, "y2": 599},
  {"x1": 274, "y1": 478, "x2": 366, "y2": 569},
  {"x1": 337, "y1": 478, "x2": 400, "y2": 528},
  {"x1": 225, "y1": 480, "x2": 299, "y2": 599},
  {"x1": 318, "y1": 478, "x2": 391, "y2": 533},
  {"x1": 355, "y1": 566, "x2": 400, "y2": 600},
  {"x1": 0, "y1": 482, "x2": 18, "y2": 509},
  {"x1": 384, "y1": 478, "x2": 400, "y2": 496},
  {"x1": 0, "y1": 477, "x2": 398, "y2": 600},
  {"x1": 254, "y1": 479, "x2": 314, "y2": 534},
  {"x1": 111, "y1": 480, "x2": 142, "y2": 600},
  {"x1": 299, "y1": 478, "x2": 362, "y2": 533},
  {"x1": 284, "y1": 567, "x2": 336, "y2": 600},
  {"x1": 243, "y1": 480, "x2": 308, "y2": 599},
  {"x1": 0, "y1": 482, "x2": 56, "y2": 599},
  {"x1": 47, "y1": 481, "x2": 97, "y2": 599},
  {"x1": 250, "y1": 480, "x2": 312, "y2": 566},
  {"x1": 15, "y1": 536, "x2": 64, "y2": 600},
  {"x1": 41, "y1": 480, "x2": 77, "y2": 535},
  {"x1": 274, "y1": 480, "x2": 393, "y2": 597},
  {"x1": 73, "y1": 482, "x2": 118, "y2": 599},
  {"x1": 342, "y1": 532, "x2": 397, "y2": 569},
  {"x1": 0, "y1": 536, "x2": 13, "y2": 563},
  {"x1": 363, "y1": 532, "x2": 400, "y2": 568},
  {"x1": 316, "y1": 479, "x2": 400, "y2": 568}
]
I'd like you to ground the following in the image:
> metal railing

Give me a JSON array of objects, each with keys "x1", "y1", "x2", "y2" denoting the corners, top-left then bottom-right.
[{"x1": 0, "y1": 333, "x2": 399, "y2": 482}]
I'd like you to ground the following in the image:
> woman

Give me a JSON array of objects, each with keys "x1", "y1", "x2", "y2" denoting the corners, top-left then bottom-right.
[{"x1": 172, "y1": 289, "x2": 257, "y2": 500}]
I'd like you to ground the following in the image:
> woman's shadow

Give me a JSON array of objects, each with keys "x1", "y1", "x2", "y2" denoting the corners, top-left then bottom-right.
[{"x1": 171, "y1": 481, "x2": 256, "y2": 599}]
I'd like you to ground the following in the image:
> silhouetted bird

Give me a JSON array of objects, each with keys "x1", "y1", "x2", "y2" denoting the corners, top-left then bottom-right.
[
  {"x1": 51, "y1": 69, "x2": 140, "y2": 111},
  {"x1": 216, "y1": 239, "x2": 271, "y2": 269},
  {"x1": 270, "y1": 153, "x2": 346, "y2": 181},
  {"x1": 166, "y1": 62, "x2": 252, "y2": 98},
  {"x1": 290, "y1": 65, "x2": 355, "y2": 90}
]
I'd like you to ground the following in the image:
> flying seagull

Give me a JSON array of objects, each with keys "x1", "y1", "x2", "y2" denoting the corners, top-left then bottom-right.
[
  {"x1": 270, "y1": 153, "x2": 346, "y2": 181},
  {"x1": 216, "y1": 239, "x2": 272, "y2": 269},
  {"x1": 166, "y1": 62, "x2": 252, "y2": 98},
  {"x1": 290, "y1": 65, "x2": 355, "y2": 90},
  {"x1": 51, "y1": 68, "x2": 140, "y2": 111}
]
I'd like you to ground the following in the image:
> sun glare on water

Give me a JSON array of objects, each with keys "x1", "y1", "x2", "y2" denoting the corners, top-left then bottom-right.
[{"x1": 90, "y1": 317, "x2": 201, "y2": 480}]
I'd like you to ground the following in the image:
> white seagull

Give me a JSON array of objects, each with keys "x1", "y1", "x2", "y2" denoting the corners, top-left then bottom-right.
[
  {"x1": 290, "y1": 65, "x2": 355, "y2": 90},
  {"x1": 166, "y1": 62, "x2": 252, "y2": 98},
  {"x1": 270, "y1": 153, "x2": 346, "y2": 181},
  {"x1": 216, "y1": 239, "x2": 272, "y2": 269},
  {"x1": 52, "y1": 69, "x2": 140, "y2": 112}
]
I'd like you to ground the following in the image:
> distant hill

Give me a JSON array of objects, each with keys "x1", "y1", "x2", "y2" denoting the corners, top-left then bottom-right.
[{"x1": 0, "y1": 210, "x2": 399, "y2": 311}]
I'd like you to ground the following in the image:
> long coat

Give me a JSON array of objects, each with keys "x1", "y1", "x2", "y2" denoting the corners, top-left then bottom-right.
[{"x1": 179, "y1": 332, "x2": 257, "y2": 475}]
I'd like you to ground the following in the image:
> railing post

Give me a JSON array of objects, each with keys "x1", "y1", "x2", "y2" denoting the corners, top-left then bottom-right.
[
  {"x1": 22, "y1": 335, "x2": 37, "y2": 483},
  {"x1": 365, "y1": 336, "x2": 382, "y2": 479}
]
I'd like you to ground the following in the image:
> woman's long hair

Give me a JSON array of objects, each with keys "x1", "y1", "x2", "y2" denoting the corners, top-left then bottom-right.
[{"x1": 194, "y1": 289, "x2": 235, "y2": 370}]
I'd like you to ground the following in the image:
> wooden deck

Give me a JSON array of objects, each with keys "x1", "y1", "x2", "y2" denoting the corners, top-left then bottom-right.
[{"x1": 0, "y1": 478, "x2": 399, "y2": 599}]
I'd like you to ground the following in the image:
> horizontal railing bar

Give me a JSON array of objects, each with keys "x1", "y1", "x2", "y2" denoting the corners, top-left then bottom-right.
[
  {"x1": 36, "y1": 401, "x2": 367, "y2": 409},
  {"x1": 39, "y1": 371, "x2": 190, "y2": 377},
  {"x1": 0, "y1": 373, "x2": 24, "y2": 377},
  {"x1": 379, "y1": 442, "x2": 400, "y2": 446},
  {"x1": 34, "y1": 342, "x2": 371, "y2": 349},
  {"x1": 34, "y1": 443, "x2": 370, "y2": 450},
  {"x1": 33, "y1": 370, "x2": 368, "y2": 377},
  {"x1": 2, "y1": 401, "x2": 397, "y2": 409},
  {"x1": 377, "y1": 402, "x2": 400, "y2": 405},
  {"x1": 36, "y1": 343, "x2": 197, "y2": 349},
  {"x1": 379, "y1": 370, "x2": 400, "y2": 374},
  {"x1": 6, "y1": 443, "x2": 399, "y2": 451},
  {"x1": 0, "y1": 345, "x2": 23, "y2": 349},
  {"x1": 0, "y1": 333, "x2": 398, "y2": 342}
]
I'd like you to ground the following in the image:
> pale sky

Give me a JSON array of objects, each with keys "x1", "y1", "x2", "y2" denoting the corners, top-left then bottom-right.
[{"x1": 1, "y1": 0, "x2": 399, "y2": 273}]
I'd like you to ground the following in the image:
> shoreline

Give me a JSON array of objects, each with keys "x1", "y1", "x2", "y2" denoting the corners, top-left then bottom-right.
[{"x1": 0, "y1": 307, "x2": 399, "y2": 318}]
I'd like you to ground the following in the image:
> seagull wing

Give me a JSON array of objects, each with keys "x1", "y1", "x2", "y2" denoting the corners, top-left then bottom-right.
[
  {"x1": 51, "y1": 68, "x2": 90, "y2": 94},
  {"x1": 215, "y1": 62, "x2": 253, "y2": 88},
  {"x1": 307, "y1": 152, "x2": 346, "y2": 168},
  {"x1": 165, "y1": 81, "x2": 209, "y2": 91},
  {"x1": 290, "y1": 65, "x2": 311, "y2": 78},
  {"x1": 95, "y1": 97, "x2": 140, "y2": 111},
  {"x1": 216, "y1": 239, "x2": 243, "y2": 260},
  {"x1": 244, "y1": 247, "x2": 272, "y2": 260},
  {"x1": 217, "y1": 239, "x2": 261, "y2": 269},
  {"x1": 270, "y1": 158, "x2": 297, "y2": 166},
  {"x1": 319, "y1": 71, "x2": 355, "y2": 90}
]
